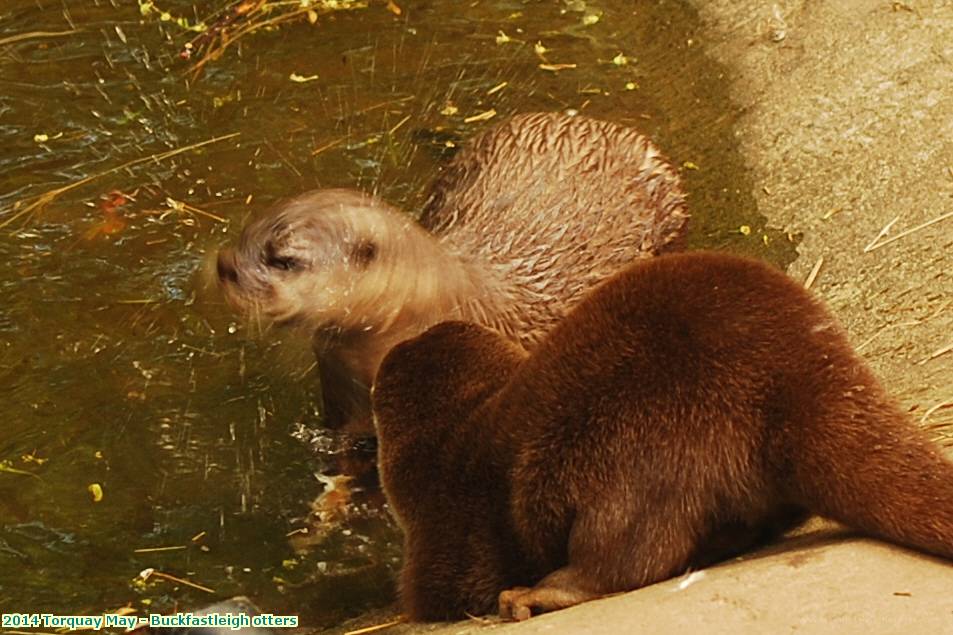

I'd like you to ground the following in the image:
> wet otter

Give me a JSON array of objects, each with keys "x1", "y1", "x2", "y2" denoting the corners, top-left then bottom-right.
[
  {"x1": 216, "y1": 112, "x2": 687, "y2": 433},
  {"x1": 372, "y1": 251, "x2": 953, "y2": 621}
]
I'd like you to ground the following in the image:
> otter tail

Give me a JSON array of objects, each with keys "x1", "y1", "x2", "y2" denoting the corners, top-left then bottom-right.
[{"x1": 788, "y1": 384, "x2": 953, "y2": 561}]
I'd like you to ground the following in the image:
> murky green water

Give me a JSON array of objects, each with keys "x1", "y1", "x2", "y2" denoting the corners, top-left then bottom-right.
[{"x1": 0, "y1": 0, "x2": 796, "y2": 627}]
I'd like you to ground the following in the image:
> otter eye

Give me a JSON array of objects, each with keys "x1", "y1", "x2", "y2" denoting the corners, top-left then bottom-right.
[
  {"x1": 351, "y1": 239, "x2": 378, "y2": 268},
  {"x1": 263, "y1": 242, "x2": 300, "y2": 271},
  {"x1": 266, "y1": 254, "x2": 299, "y2": 271}
]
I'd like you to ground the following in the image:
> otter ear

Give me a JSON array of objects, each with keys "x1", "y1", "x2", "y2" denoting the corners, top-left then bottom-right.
[{"x1": 351, "y1": 239, "x2": 378, "y2": 269}]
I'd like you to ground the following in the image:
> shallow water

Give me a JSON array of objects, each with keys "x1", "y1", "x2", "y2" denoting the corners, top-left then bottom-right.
[{"x1": 0, "y1": 0, "x2": 796, "y2": 625}]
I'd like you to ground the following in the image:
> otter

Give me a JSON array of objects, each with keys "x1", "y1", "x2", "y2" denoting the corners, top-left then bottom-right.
[
  {"x1": 372, "y1": 251, "x2": 953, "y2": 621},
  {"x1": 216, "y1": 112, "x2": 687, "y2": 433}
]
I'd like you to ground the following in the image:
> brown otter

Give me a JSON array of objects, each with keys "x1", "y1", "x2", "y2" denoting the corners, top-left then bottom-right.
[
  {"x1": 215, "y1": 112, "x2": 687, "y2": 433},
  {"x1": 372, "y1": 251, "x2": 953, "y2": 621}
]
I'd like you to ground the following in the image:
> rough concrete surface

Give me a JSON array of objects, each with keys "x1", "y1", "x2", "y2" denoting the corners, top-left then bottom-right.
[
  {"x1": 420, "y1": 526, "x2": 953, "y2": 635},
  {"x1": 347, "y1": 1, "x2": 953, "y2": 632},
  {"x1": 695, "y1": 0, "x2": 953, "y2": 422}
]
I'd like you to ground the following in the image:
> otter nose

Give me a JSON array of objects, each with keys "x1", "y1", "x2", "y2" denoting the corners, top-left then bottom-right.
[{"x1": 216, "y1": 251, "x2": 239, "y2": 284}]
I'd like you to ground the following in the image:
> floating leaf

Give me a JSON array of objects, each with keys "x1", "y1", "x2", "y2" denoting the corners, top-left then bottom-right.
[
  {"x1": 21, "y1": 451, "x2": 48, "y2": 466},
  {"x1": 84, "y1": 190, "x2": 129, "y2": 240},
  {"x1": 88, "y1": 483, "x2": 104, "y2": 502}
]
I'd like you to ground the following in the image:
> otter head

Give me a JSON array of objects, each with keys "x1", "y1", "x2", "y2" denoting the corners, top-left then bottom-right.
[{"x1": 216, "y1": 188, "x2": 431, "y2": 332}]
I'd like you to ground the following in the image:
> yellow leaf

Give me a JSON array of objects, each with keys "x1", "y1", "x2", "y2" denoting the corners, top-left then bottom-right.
[
  {"x1": 22, "y1": 451, "x2": 48, "y2": 465},
  {"x1": 88, "y1": 483, "x2": 104, "y2": 502}
]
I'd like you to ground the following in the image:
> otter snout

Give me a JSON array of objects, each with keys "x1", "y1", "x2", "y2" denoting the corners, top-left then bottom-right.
[{"x1": 216, "y1": 249, "x2": 240, "y2": 285}]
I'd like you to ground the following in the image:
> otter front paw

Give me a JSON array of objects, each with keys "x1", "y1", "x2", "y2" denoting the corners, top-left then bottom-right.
[
  {"x1": 499, "y1": 585, "x2": 591, "y2": 620},
  {"x1": 498, "y1": 587, "x2": 535, "y2": 621},
  {"x1": 499, "y1": 573, "x2": 603, "y2": 621}
]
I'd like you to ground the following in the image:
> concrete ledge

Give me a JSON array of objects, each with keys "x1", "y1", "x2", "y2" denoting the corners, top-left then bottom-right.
[{"x1": 413, "y1": 526, "x2": 953, "y2": 635}]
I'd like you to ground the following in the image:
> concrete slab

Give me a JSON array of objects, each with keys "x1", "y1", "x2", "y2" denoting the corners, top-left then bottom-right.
[{"x1": 430, "y1": 527, "x2": 953, "y2": 635}]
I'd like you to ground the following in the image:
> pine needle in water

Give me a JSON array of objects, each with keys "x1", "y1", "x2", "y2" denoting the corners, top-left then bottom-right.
[{"x1": 0, "y1": 133, "x2": 240, "y2": 231}]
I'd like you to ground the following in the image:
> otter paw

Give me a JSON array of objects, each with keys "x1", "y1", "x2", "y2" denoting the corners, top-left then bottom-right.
[
  {"x1": 499, "y1": 587, "x2": 535, "y2": 621},
  {"x1": 499, "y1": 579, "x2": 599, "y2": 620}
]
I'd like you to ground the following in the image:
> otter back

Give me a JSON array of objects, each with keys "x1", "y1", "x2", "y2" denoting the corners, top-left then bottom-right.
[
  {"x1": 372, "y1": 251, "x2": 953, "y2": 621},
  {"x1": 424, "y1": 112, "x2": 687, "y2": 347}
]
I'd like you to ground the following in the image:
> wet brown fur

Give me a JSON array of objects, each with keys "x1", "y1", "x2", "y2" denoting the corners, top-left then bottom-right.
[
  {"x1": 217, "y1": 112, "x2": 687, "y2": 433},
  {"x1": 372, "y1": 251, "x2": 953, "y2": 621}
]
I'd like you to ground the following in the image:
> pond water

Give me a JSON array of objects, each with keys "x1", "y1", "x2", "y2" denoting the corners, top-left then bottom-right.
[{"x1": 0, "y1": 0, "x2": 797, "y2": 626}]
